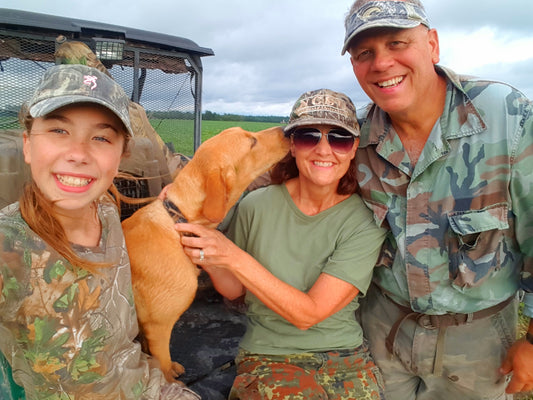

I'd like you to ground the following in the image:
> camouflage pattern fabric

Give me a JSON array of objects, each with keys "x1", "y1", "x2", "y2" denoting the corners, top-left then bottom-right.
[
  {"x1": 361, "y1": 287, "x2": 516, "y2": 400},
  {"x1": 0, "y1": 201, "x2": 197, "y2": 399},
  {"x1": 355, "y1": 65, "x2": 533, "y2": 317},
  {"x1": 228, "y1": 346, "x2": 385, "y2": 400},
  {"x1": 342, "y1": 0, "x2": 430, "y2": 55}
]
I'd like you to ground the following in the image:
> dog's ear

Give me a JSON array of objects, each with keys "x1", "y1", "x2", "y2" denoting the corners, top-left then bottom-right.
[{"x1": 202, "y1": 168, "x2": 235, "y2": 223}]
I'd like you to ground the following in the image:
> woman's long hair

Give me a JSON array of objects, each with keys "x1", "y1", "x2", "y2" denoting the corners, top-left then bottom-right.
[{"x1": 18, "y1": 104, "x2": 131, "y2": 274}]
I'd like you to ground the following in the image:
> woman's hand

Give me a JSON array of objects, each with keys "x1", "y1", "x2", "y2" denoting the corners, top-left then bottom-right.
[
  {"x1": 175, "y1": 223, "x2": 237, "y2": 267},
  {"x1": 175, "y1": 223, "x2": 246, "y2": 299}
]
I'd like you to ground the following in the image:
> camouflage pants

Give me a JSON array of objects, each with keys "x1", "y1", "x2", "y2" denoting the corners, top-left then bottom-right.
[
  {"x1": 360, "y1": 286, "x2": 517, "y2": 400},
  {"x1": 228, "y1": 346, "x2": 385, "y2": 400}
]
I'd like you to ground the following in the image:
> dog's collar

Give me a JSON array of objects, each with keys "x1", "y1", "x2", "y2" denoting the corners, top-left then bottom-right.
[{"x1": 162, "y1": 198, "x2": 188, "y2": 223}]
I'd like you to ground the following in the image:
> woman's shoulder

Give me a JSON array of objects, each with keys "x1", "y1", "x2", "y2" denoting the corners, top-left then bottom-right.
[
  {"x1": 333, "y1": 193, "x2": 367, "y2": 213},
  {"x1": 240, "y1": 184, "x2": 284, "y2": 206},
  {"x1": 335, "y1": 194, "x2": 379, "y2": 227}
]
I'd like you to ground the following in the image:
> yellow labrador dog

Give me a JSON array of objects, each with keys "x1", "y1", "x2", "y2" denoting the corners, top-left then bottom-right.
[{"x1": 122, "y1": 127, "x2": 289, "y2": 382}]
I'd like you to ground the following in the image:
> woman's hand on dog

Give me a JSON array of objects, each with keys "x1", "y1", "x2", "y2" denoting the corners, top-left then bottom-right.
[
  {"x1": 175, "y1": 223, "x2": 236, "y2": 266},
  {"x1": 175, "y1": 223, "x2": 247, "y2": 299}
]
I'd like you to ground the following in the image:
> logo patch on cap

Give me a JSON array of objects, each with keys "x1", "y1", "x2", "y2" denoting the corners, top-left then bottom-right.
[
  {"x1": 361, "y1": 6, "x2": 383, "y2": 20},
  {"x1": 83, "y1": 75, "x2": 98, "y2": 90}
]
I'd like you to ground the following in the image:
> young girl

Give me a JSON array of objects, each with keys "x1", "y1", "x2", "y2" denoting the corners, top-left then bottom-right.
[{"x1": 0, "y1": 64, "x2": 199, "y2": 400}]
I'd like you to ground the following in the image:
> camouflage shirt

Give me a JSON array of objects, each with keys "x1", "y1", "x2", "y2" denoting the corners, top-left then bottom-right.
[
  {"x1": 0, "y1": 201, "x2": 169, "y2": 399},
  {"x1": 356, "y1": 66, "x2": 533, "y2": 316}
]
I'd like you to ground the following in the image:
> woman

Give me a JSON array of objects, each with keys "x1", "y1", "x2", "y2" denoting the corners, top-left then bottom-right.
[{"x1": 177, "y1": 89, "x2": 386, "y2": 399}]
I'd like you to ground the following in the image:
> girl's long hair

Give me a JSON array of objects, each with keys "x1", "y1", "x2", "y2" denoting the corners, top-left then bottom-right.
[{"x1": 19, "y1": 183, "x2": 122, "y2": 274}]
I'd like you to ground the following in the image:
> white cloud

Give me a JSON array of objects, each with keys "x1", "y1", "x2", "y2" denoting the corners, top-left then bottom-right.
[{"x1": 440, "y1": 27, "x2": 533, "y2": 72}]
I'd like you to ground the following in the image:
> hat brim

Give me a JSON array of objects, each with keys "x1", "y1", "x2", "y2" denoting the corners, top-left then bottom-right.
[
  {"x1": 341, "y1": 19, "x2": 422, "y2": 55},
  {"x1": 284, "y1": 118, "x2": 359, "y2": 137},
  {"x1": 29, "y1": 95, "x2": 134, "y2": 137}
]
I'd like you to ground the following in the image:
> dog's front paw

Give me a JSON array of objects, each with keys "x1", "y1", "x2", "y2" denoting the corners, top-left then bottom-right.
[{"x1": 164, "y1": 361, "x2": 186, "y2": 382}]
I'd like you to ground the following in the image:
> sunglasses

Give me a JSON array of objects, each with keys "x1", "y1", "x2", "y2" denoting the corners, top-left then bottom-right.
[{"x1": 291, "y1": 128, "x2": 355, "y2": 154}]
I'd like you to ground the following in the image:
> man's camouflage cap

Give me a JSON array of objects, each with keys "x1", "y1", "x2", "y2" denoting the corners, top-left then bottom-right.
[
  {"x1": 284, "y1": 89, "x2": 359, "y2": 137},
  {"x1": 342, "y1": 0, "x2": 430, "y2": 55},
  {"x1": 27, "y1": 64, "x2": 134, "y2": 136}
]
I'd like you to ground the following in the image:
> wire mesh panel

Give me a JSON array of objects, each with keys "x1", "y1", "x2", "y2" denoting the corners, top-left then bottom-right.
[
  {"x1": 110, "y1": 49, "x2": 198, "y2": 156},
  {"x1": 0, "y1": 34, "x2": 56, "y2": 129}
]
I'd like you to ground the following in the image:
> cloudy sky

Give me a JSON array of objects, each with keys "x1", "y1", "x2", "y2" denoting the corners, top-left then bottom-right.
[{"x1": 4, "y1": 0, "x2": 533, "y2": 116}]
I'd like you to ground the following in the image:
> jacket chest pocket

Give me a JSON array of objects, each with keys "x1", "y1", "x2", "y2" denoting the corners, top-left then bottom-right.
[
  {"x1": 365, "y1": 200, "x2": 396, "y2": 269},
  {"x1": 447, "y1": 204, "x2": 509, "y2": 289}
]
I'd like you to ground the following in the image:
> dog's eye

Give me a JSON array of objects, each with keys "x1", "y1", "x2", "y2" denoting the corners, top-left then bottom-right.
[{"x1": 249, "y1": 136, "x2": 258, "y2": 148}]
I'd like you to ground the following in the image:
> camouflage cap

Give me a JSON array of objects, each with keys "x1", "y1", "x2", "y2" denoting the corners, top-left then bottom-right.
[
  {"x1": 284, "y1": 89, "x2": 359, "y2": 137},
  {"x1": 342, "y1": 0, "x2": 430, "y2": 55},
  {"x1": 27, "y1": 64, "x2": 133, "y2": 136}
]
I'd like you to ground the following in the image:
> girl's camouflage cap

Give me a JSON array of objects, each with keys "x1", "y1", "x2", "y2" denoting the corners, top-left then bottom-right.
[
  {"x1": 284, "y1": 89, "x2": 359, "y2": 137},
  {"x1": 27, "y1": 64, "x2": 134, "y2": 136},
  {"x1": 342, "y1": 0, "x2": 430, "y2": 55}
]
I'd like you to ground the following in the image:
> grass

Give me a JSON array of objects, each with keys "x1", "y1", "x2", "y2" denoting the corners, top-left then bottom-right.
[{"x1": 151, "y1": 119, "x2": 282, "y2": 156}]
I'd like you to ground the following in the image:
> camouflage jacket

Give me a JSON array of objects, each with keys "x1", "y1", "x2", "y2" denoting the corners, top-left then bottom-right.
[
  {"x1": 356, "y1": 65, "x2": 533, "y2": 316},
  {"x1": 0, "y1": 201, "x2": 170, "y2": 400}
]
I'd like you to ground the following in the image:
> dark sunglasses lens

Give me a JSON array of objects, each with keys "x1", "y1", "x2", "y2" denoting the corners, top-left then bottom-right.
[
  {"x1": 327, "y1": 130, "x2": 355, "y2": 153},
  {"x1": 292, "y1": 130, "x2": 321, "y2": 150}
]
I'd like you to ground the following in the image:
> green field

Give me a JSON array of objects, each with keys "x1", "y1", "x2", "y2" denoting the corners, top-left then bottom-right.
[{"x1": 151, "y1": 119, "x2": 284, "y2": 156}]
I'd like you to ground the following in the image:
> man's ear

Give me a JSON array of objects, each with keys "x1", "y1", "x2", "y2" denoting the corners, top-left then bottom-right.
[{"x1": 428, "y1": 28, "x2": 440, "y2": 65}]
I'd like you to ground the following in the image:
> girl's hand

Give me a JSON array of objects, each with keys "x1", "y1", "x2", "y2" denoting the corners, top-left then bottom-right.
[{"x1": 157, "y1": 184, "x2": 172, "y2": 201}]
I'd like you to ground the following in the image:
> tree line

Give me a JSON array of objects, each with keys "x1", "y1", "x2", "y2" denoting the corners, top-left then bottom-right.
[
  {"x1": 148, "y1": 110, "x2": 287, "y2": 123},
  {"x1": 203, "y1": 110, "x2": 286, "y2": 123}
]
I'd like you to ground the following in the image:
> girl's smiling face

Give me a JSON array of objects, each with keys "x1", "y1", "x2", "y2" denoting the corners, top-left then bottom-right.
[{"x1": 23, "y1": 103, "x2": 126, "y2": 217}]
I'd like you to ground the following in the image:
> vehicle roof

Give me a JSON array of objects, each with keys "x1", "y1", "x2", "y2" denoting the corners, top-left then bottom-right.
[{"x1": 0, "y1": 8, "x2": 214, "y2": 57}]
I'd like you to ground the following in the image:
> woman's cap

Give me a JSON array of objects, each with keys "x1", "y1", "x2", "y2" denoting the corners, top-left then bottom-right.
[
  {"x1": 284, "y1": 89, "x2": 359, "y2": 137},
  {"x1": 342, "y1": 0, "x2": 429, "y2": 55},
  {"x1": 27, "y1": 64, "x2": 134, "y2": 136}
]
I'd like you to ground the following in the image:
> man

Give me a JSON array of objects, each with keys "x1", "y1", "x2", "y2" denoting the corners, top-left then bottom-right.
[{"x1": 342, "y1": 0, "x2": 533, "y2": 399}]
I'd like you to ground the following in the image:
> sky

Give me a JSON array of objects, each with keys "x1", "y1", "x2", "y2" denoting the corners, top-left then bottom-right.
[{"x1": 3, "y1": 0, "x2": 533, "y2": 116}]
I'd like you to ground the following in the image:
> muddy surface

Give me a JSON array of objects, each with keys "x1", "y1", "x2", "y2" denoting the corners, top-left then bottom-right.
[{"x1": 169, "y1": 272, "x2": 246, "y2": 399}]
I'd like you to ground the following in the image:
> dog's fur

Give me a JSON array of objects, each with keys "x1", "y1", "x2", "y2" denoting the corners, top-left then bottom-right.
[{"x1": 121, "y1": 127, "x2": 289, "y2": 382}]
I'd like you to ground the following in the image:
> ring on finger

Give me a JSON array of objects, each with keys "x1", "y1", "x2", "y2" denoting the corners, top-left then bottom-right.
[{"x1": 199, "y1": 249, "x2": 205, "y2": 261}]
